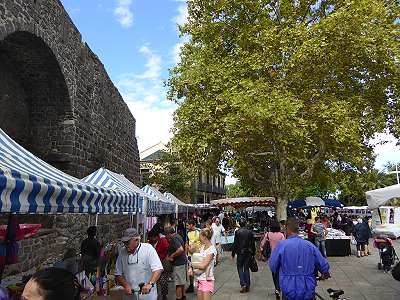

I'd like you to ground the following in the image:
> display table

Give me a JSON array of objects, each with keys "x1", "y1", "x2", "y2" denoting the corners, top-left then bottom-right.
[{"x1": 325, "y1": 238, "x2": 351, "y2": 256}]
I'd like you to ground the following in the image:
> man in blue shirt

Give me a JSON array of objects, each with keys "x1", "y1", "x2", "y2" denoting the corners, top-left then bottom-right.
[{"x1": 269, "y1": 218, "x2": 330, "y2": 300}]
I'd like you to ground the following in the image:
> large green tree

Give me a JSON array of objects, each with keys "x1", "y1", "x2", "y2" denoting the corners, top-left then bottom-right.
[{"x1": 168, "y1": 0, "x2": 400, "y2": 218}]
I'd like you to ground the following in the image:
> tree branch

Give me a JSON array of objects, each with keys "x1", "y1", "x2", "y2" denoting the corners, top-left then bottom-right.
[{"x1": 300, "y1": 139, "x2": 327, "y2": 179}]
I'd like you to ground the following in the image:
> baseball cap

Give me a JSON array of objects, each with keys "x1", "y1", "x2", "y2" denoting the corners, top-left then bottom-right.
[{"x1": 121, "y1": 227, "x2": 140, "y2": 242}]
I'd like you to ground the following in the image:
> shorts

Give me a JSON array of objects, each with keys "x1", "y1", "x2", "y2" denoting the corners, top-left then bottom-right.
[
  {"x1": 173, "y1": 264, "x2": 187, "y2": 286},
  {"x1": 197, "y1": 279, "x2": 214, "y2": 293}
]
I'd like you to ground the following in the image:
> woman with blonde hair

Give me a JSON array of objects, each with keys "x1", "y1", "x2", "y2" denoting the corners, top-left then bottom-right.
[{"x1": 190, "y1": 228, "x2": 217, "y2": 300}]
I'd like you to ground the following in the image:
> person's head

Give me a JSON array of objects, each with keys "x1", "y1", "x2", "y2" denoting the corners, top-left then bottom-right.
[
  {"x1": 286, "y1": 218, "x2": 299, "y2": 236},
  {"x1": 357, "y1": 217, "x2": 363, "y2": 224},
  {"x1": 269, "y1": 221, "x2": 281, "y2": 233},
  {"x1": 239, "y1": 218, "x2": 246, "y2": 228},
  {"x1": 315, "y1": 216, "x2": 320, "y2": 223},
  {"x1": 215, "y1": 217, "x2": 220, "y2": 225},
  {"x1": 164, "y1": 226, "x2": 176, "y2": 241},
  {"x1": 87, "y1": 226, "x2": 97, "y2": 238},
  {"x1": 199, "y1": 228, "x2": 212, "y2": 244},
  {"x1": 187, "y1": 219, "x2": 196, "y2": 231},
  {"x1": 147, "y1": 229, "x2": 159, "y2": 244},
  {"x1": 22, "y1": 268, "x2": 76, "y2": 300},
  {"x1": 121, "y1": 228, "x2": 141, "y2": 253},
  {"x1": 206, "y1": 219, "x2": 212, "y2": 229}
]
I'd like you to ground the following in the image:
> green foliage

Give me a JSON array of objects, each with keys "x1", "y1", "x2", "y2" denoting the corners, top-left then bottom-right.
[
  {"x1": 226, "y1": 181, "x2": 253, "y2": 198},
  {"x1": 142, "y1": 151, "x2": 196, "y2": 203},
  {"x1": 168, "y1": 0, "x2": 400, "y2": 217}
]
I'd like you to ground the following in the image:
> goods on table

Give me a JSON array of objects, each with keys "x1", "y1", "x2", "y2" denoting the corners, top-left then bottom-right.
[{"x1": 326, "y1": 228, "x2": 350, "y2": 240}]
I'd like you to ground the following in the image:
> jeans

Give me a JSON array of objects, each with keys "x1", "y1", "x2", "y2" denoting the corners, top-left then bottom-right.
[
  {"x1": 236, "y1": 254, "x2": 251, "y2": 287},
  {"x1": 315, "y1": 239, "x2": 327, "y2": 258}
]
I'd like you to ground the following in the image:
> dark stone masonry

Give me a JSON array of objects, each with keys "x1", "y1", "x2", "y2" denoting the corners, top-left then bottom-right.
[{"x1": 0, "y1": 0, "x2": 140, "y2": 183}]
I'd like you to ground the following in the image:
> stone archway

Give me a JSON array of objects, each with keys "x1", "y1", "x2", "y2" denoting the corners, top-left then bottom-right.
[{"x1": 0, "y1": 31, "x2": 74, "y2": 171}]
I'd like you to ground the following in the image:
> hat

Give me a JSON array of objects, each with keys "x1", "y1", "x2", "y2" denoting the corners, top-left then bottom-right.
[{"x1": 121, "y1": 228, "x2": 140, "y2": 242}]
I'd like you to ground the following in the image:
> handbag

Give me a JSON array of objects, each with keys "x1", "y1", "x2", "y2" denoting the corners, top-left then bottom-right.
[
  {"x1": 262, "y1": 233, "x2": 271, "y2": 259},
  {"x1": 249, "y1": 256, "x2": 258, "y2": 272}
]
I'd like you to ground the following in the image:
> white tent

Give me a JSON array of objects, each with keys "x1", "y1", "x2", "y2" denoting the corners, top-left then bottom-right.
[{"x1": 366, "y1": 184, "x2": 400, "y2": 209}]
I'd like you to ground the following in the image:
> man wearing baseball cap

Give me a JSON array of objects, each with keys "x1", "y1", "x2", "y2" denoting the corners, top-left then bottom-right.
[{"x1": 115, "y1": 228, "x2": 163, "y2": 300}]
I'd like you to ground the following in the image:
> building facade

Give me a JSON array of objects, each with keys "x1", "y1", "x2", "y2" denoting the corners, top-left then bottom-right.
[{"x1": 140, "y1": 143, "x2": 226, "y2": 204}]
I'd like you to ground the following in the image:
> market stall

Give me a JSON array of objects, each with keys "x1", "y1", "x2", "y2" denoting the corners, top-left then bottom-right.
[
  {"x1": 288, "y1": 197, "x2": 349, "y2": 256},
  {"x1": 210, "y1": 197, "x2": 275, "y2": 208},
  {"x1": 366, "y1": 185, "x2": 400, "y2": 238},
  {"x1": 211, "y1": 197, "x2": 275, "y2": 258},
  {"x1": 0, "y1": 128, "x2": 142, "y2": 297}
]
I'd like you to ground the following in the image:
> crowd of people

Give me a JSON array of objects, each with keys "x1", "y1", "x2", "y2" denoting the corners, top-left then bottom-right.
[{"x1": 19, "y1": 208, "x2": 379, "y2": 300}]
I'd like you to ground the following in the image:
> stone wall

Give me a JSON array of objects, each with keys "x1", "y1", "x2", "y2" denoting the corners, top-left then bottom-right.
[
  {"x1": 3, "y1": 214, "x2": 132, "y2": 277},
  {"x1": 0, "y1": 0, "x2": 140, "y2": 182}
]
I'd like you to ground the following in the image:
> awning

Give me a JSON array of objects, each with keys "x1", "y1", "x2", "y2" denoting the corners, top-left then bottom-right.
[
  {"x1": 0, "y1": 128, "x2": 137, "y2": 214},
  {"x1": 210, "y1": 197, "x2": 275, "y2": 208},
  {"x1": 142, "y1": 185, "x2": 176, "y2": 215},
  {"x1": 366, "y1": 184, "x2": 400, "y2": 209},
  {"x1": 82, "y1": 168, "x2": 146, "y2": 213},
  {"x1": 288, "y1": 197, "x2": 344, "y2": 209}
]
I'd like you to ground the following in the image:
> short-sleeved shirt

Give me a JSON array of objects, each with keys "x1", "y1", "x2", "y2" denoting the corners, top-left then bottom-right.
[
  {"x1": 312, "y1": 223, "x2": 326, "y2": 240},
  {"x1": 211, "y1": 224, "x2": 225, "y2": 244},
  {"x1": 115, "y1": 243, "x2": 163, "y2": 300},
  {"x1": 187, "y1": 229, "x2": 201, "y2": 256},
  {"x1": 196, "y1": 245, "x2": 217, "y2": 281},
  {"x1": 168, "y1": 235, "x2": 187, "y2": 266}
]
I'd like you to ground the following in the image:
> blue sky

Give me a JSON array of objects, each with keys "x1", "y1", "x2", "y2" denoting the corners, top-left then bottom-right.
[
  {"x1": 60, "y1": 0, "x2": 399, "y2": 183},
  {"x1": 61, "y1": 0, "x2": 186, "y2": 152}
]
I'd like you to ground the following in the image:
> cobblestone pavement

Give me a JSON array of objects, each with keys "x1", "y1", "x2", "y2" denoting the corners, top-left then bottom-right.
[{"x1": 178, "y1": 241, "x2": 400, "y2": 300}]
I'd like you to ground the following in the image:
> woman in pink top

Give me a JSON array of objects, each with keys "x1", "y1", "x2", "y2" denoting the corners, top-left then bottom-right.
[{"x1": 260, "y1": 221, "x2": 285, "y2": 299}]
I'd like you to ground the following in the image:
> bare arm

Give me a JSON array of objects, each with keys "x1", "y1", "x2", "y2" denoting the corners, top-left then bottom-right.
[
  {"x1": 115, "y1": 275, "x2": 132, "y2": 295},
  {"x1": 192, "y1": 253, "x2": 214, "y2": 270}
]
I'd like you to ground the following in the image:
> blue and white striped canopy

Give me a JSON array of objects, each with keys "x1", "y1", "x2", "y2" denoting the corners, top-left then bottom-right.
[
  {"x1": 82, "y1": 168, "x2": 145, "y2": 213},
  {"x1": 164, "y1": 192, "x2": 188, "y2": 213},
  {"x1": 0, "y1": 128, "x2": 137, "y2": 214},
  {"x1": 142, "y1": 185, "x2": 176, "y2": 215}
]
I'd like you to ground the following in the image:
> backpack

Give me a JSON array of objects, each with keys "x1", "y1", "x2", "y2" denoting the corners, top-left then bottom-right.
[
  {"x1": 262, "y1": 233, "x2": 271, "y2": 259},
  {"x1": 392, "y1": 262, "x2": 400, "y2": 281}
]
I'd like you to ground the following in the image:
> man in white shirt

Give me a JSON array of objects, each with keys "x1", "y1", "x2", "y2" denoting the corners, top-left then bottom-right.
[
  {"x1": 218, "y1": 211, "x2": 225, "y2": 223},
  {"x1": 211, "y1": 217, "x2": 227, "y2": 264},
  {"x1": 115, "y1": 228, "x2": 163, "y2": 300}
]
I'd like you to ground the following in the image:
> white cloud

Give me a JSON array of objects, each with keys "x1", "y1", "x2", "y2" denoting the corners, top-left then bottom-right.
[
  {"x1": 172, "y1": 42, "x2": 184, "y2": 64},
  {"x1": 136, "y1": 46, "x2": 162, "y2": 80},
  {"x1": 116, "y1": 45, "x2": 176, "y2": 151},
  {"x1": 126, "y1": 101, "x2": 175, "y2": 152},
  {"x1": 173, "y1": 4, "x2": 188, "y2": 26},
  {"x1": 114, "y1": 0, "x2": 133, "y2": 28},
  {"x1": 373, "y1": 133, "x2": 400, "y2": 169}
]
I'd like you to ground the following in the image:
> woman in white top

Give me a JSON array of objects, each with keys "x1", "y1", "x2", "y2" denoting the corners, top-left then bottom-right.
[{"x1": 190, "y1": 228, "x2": 217, "y2": 300}]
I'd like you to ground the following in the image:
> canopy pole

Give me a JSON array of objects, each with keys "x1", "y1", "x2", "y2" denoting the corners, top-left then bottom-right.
[
  {"x1": 88, "y1": 214, "x2": 91, "y2": 227},
  {"x1": 143, "y1": 197, "x2": 148, "y2": 242},
  {"x1": 377, "y1": 208, "x2": 383, "y2": 224},
  {"x1": 95, "y1": 214, "x2": 99, "y2": 226}
]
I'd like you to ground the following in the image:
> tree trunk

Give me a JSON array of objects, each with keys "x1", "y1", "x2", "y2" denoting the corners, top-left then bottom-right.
[{"x1": 276, "y1": 195, "x2": 288, "y2": 221}]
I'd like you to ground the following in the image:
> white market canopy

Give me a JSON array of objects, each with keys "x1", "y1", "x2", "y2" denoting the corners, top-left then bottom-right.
[
  {"x1": 0, "y1": 129, "x2": 138, "y2": 214},
  {"x1": 366, "y1": 184, "x2": 400, "y2": 209},
  {"x1": 210, "y1": 197, "x2": 275, "y2": 208}
]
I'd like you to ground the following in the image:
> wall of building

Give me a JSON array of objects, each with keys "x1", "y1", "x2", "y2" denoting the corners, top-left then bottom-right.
[
  {"x1": 0, "y1": 0, "x2": 139, "y2": 182},
  {"x1": 2, "y1": 214, "x2": 131, "y2": 277}
]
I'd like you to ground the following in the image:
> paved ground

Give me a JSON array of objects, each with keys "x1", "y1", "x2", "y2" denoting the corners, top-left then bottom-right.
[{"x1": 175, "y1": 241, "x2": 400, "y2": 300}]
